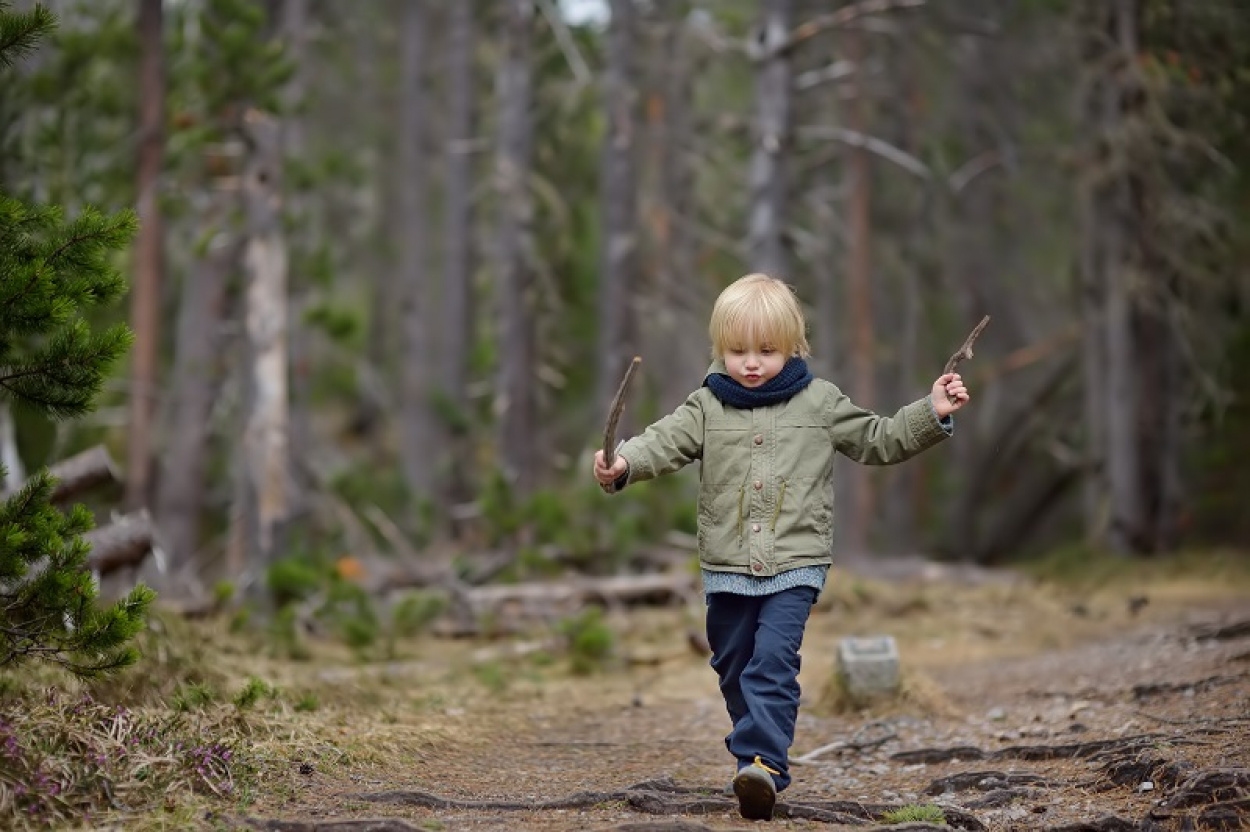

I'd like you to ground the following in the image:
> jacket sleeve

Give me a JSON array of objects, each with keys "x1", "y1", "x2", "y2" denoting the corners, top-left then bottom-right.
[
  {"x1": 614, "y1": 391, "x2": 706, "y2": 489},
  {"x1": 827, "y1": 384, "x2": 950, "y2": 465}
]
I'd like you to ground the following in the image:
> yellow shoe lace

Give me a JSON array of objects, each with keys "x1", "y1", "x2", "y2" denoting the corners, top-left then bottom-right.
[{"x1": 752, "y1": 755, "x2": 781, "y2": 776}]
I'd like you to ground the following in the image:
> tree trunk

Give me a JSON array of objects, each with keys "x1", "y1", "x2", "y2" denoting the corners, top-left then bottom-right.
[
  {"x1": 746, "y1": 0, "x2": 793, "y2": 278},
  {"x1": 880, "y1": 29, "x2": 924, "y2": 554},
  {"x1": 494, "y1": 0, "x2": 537, "y2": 491},
  {"x1": 156, "y1": 189, "x2": 237, "y2": 576},
  {"x1": 0, "y1": 402, "x2": 22, "y2": 488},
  {"x1": 841, "y1": 21, "x2": 876, "y2": 555},
  {"x1": 442, "y1": 0, "x2": 477, "y2": 508},
  {"x1": 597, "y1": 0, "x2": 641, "y2": 425},
  {"x1": 1079, "y1": 153, "x2": 1107, "y2": 542},
  {"x1": 124, "y1": 0, "x2": 166, "y2": 512},
  {"x1": 1097, "y1": 0, "x2": 1147, "y2": 555},
  {"x1": 360, "y1": 16, "x2": 394, "y2": 448},
  {"x1": 238, "y1": 110, "x2": 290, "y2": 589},
  {"x1": 281, "y1": 0, "x2": 312, "y2": 520},
  {"x1": 398, "y1": 0, "x2": 438, "y2": 508},
  {"x1": 649, "y1": 2, "x2": 705, "y2": 405}
]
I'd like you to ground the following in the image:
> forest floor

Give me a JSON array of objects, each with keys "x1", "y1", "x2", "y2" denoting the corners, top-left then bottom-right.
[
  {"x1": 10, "y1": 552, "x2": 1248, "y2": 831},
  {"x1": 215, "y1": 552, "x2": 1250, "y2": 832}
]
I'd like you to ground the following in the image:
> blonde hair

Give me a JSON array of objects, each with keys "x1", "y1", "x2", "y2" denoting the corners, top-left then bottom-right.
[{"x1": 708, "y1": 273, "x2": 811, "y2": 359}]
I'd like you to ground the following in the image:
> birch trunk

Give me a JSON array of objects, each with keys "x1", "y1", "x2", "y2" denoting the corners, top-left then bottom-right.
[
  {"x1": 494, "y1": 0, "x2": 537, "y2": 490},
  {"x1": 124, "y1": 0, "x2": 166, "y2": 511},
  {"x1": 597, "y1": 0, "x2": 641, "y2": 424},
  {"x1": 238, "y1": 110, "x2": 290, "y2": 585},
  {"x1": 746, "y1": 0, "x2": 793, "y2": 278}
]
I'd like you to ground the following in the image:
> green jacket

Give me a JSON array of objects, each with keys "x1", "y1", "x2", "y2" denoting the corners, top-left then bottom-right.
[{"x1": 616, "y1": 360, "x2": 951, "y2": 576}]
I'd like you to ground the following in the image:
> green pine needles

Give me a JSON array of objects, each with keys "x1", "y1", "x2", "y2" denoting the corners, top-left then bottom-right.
[
  {"x1": 0, "y1": 1, "x2": 53, "y2": 70},
  {"x1": 0, "y1": 197, "x2": 136, "y2": 418},
  {"x1": 0, "y1": 3, "x2": 153, "y2": 677}
]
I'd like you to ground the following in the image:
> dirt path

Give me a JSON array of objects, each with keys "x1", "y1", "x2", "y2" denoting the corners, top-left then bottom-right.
[{"x1": 237, "y1": 572, "x2": 1250, "y2": 832}]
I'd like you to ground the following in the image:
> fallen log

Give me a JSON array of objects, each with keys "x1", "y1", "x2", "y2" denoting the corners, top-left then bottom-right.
[
  {"x1": 85, "y1": 509, "x2": 156, "y2": 575},
  {"x1": 469, "y1": 573, "x2": 697, "y2": 607},
  {"x1": 431, "y1": 572, "x2": 700, "y2": 637},
  {"x1": 1, "y1": 444, "x2": 122, "y2": 505}
]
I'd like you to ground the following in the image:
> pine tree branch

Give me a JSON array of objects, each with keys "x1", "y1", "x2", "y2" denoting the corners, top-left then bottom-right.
[
  {"x1": 777, "y1": 0, "x2": 926, "y2": 55},
  {"x1": 0, "y1": 4, "x2": 55, "y2": 69}
]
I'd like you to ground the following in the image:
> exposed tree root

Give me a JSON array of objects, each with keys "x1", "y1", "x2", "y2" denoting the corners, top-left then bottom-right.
[
  {"x1": 243, "y1": 820, "x2": 424, "y2": 832},
  {"x1": 903, "y1": 734, "x2": 1249, "y2": 832},
  {"x1": 343, "y1": 777, "x2": 987, "y2": 829},
  {"x1": 1132, "y1": 672, "x2": 1250, "y2": 701},
  {"x1": 1041, "y1": 819, "x2": 1140, "y2": 832},
  {"x1": 926, "y1": 770, "x2": 1053, "y2": 794}
]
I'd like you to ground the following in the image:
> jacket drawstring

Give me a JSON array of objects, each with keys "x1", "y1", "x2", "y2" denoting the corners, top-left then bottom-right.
[{"x1": 769, "y1": 478, "x2": 787, "y2": 532}]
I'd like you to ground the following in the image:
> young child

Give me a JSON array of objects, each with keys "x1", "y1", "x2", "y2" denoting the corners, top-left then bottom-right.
[{"x1": 593, "y1": 273, "x2": 969, "y2": 821}]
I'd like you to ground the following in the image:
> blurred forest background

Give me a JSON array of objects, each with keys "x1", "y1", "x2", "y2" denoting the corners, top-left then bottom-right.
[{"x1": 3, "y1": 0, "x2": 1249, "y2": 614}]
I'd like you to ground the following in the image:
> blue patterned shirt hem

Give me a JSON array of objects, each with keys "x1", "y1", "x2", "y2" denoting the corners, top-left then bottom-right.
[{"x1": 701, "y1": 565, "x2": 829, "y2": 604}]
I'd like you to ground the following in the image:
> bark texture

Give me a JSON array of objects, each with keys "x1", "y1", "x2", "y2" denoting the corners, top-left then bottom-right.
[
  {"x1": 124, "y1": 0, "x2": 166, "y2": 511},
  {"x1": 239, "y1": 110, "x2": 291, "y2": 582},
  {"x1": 494, "y1": 0, "x2": 537, "y2": 490}
]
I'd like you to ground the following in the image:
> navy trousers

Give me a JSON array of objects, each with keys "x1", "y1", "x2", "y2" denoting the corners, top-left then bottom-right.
[{"x1": 705, "y1": 585, "x2": 817, "y2": 792}]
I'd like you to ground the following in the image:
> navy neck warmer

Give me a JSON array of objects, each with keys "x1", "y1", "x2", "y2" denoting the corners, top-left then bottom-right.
[{"x1": 704, "y1": 357, "x2": 813, "y2": 409}]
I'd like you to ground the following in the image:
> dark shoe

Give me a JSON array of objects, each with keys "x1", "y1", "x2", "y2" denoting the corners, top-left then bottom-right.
[{"x1": 732, "y1": 757, "x2": 778, "y2": 821}]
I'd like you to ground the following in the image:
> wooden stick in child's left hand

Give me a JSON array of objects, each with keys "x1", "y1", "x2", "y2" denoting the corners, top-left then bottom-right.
[{"x1": 942, "y1": 316, "x2": 989, "y2": 402}]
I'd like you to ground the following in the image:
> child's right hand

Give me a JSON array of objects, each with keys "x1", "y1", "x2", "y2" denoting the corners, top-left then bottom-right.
[{"x1": 593, "y1": 449, "x2": 628, "y2": 486}]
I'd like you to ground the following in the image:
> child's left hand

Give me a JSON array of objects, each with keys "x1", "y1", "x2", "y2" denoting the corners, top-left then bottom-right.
[{"x1": 930, "y1": 372, "x2": 970, "y2": 418}]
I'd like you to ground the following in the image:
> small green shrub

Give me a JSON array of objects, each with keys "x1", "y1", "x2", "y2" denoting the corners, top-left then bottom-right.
[
  {"x1": 557, "y1": 606, "x2": 615, "y2": 675},
  {"x1": 171, "y1": 682, "x2": 216, "y2": 712},
  {"x1": 472, "y1": 661, "x2": 509, "y2": 693},
  {"x1": 213, "y1": 580, "x2": 235, "y2": 606},
  {"x1": 293, "y1": 693, "x2": 320, "y2": 712},
  {"x1": 232, "y1": 676, "x2": 276, "y2": 710},
  {"x1": 266, "y1": 557, "x2": 322, "y2": 607},
  {"x1": 318, "y1": 579, "x2": 378, "y2": 652},
  {"x1": 269, "y1": 605, "x2": 311, "y2": 661},
  {"x1": 392, "y1": 591, "x2": 447, "y2": 637}
]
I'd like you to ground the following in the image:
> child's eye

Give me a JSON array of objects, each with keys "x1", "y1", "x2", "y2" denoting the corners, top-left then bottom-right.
[
  {"x1": 728, "y1": 348, "x2": 745, "y2": 355},
  {"x1": 760, "y1": 348, "x2": 775, "y2": 355}
]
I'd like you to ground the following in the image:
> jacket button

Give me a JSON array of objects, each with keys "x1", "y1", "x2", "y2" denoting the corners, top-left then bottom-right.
[
  {"x1": 753, "y1": 434, "x2": 763, "y2": 445},
  {"x1": 753, "y1": 480, "x2": 762, "y2": 490},
  {"x1": 751, "y1": 562, "x2": 763, "y2": 572},
  {"x1": 752, "y1": 523, "x2": 761, "y2": 533}
]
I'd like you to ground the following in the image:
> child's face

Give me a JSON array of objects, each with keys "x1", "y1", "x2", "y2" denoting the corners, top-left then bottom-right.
[{"x1": 723, "y1": 343, "x2": 786, "y2": 388}]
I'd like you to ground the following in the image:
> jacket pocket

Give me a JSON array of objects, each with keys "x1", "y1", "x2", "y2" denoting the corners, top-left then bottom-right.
[
  {"x1": 771, "y1": 476, "x2": 832, "y2": 546},
  {"x1": 698, "y1": 482, "x2": 747, "y2": 565},
  {"x1": 774, "y1": 419, "x2": 833, "y2": 483},
  {"x1": 701, "y1": 421, "x2": 752, "y2": 486}
]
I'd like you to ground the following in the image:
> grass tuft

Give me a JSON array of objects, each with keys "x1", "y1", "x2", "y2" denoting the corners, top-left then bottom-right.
[{"x1": 880, "y1": 803, "x2": 946, "y2": 824}]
